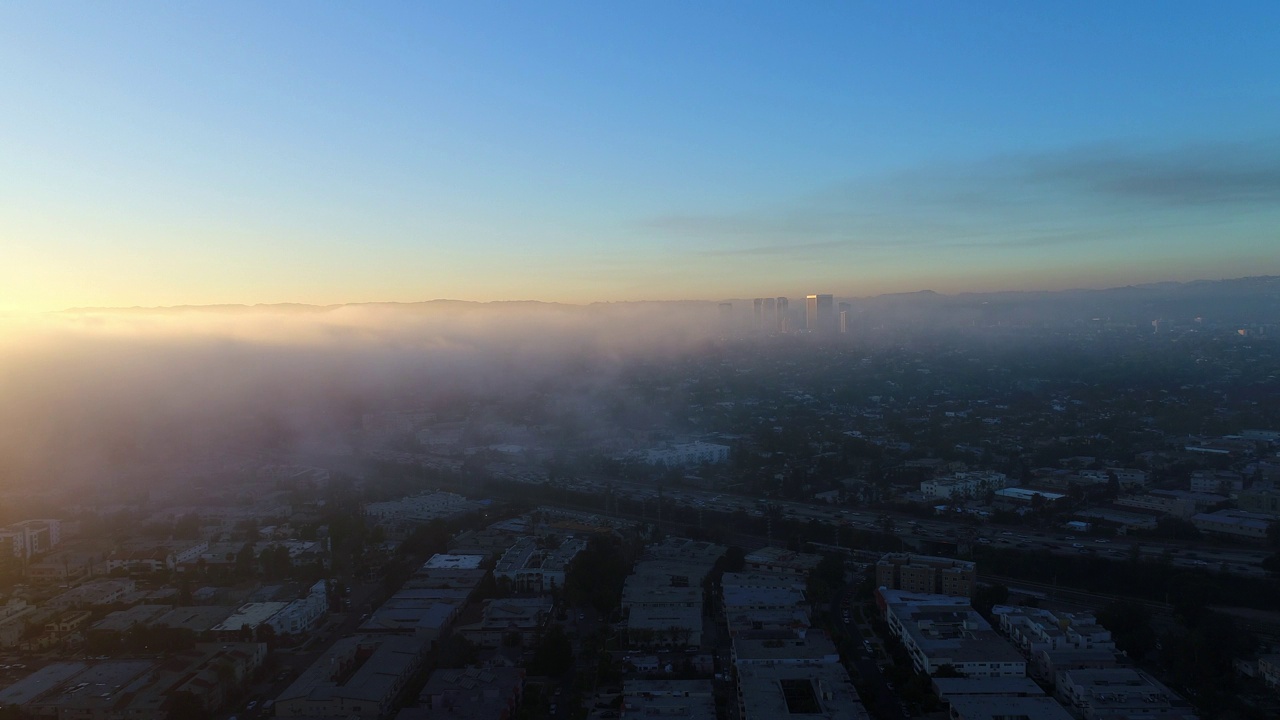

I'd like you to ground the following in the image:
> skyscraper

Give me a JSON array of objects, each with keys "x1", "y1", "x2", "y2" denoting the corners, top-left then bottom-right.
[
  {"x1": 753, "y1": 298, "x2": 764, "y2": 331},
  {"x1": 806, "y1": 294, "x2": 835, "y2": 334},
  {"x1": 718, "y1": 303, "x2": 733, "y2": 335},
  {"x1": 762, "y1": 297, "x2": 776, "y2": 331},
  {"x1": 775, "y1": 297, "x2": 789, "y2": 333}
]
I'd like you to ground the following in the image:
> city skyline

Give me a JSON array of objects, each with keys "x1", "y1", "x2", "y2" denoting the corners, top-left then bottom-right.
[{"x1": 3, "y1": 3, "x2": 1279, "y2": 314}]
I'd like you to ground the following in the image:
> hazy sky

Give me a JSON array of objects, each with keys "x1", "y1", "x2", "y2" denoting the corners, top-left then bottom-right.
[{"x1": 3, "y1": 2, "x2": 1279, "y2": 312}]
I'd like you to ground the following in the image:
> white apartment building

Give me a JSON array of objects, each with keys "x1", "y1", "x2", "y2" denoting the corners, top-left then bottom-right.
[
  {"x1": 878, "y1": 589, "x2": 1025, "y2": 678},
  {"x1": 1191, "y1": 509, "x2": 1272, "y2": 541},
  {"x1": 993, "y1": 607, "x2": 1115, "y2": 679},
  {"x1": 1056, "y1": 668, "x2": 1197, "y2": 720},
  {"x1": 0, "y1": 520, "x2": 61, "y2": 561},
  {"x1": 272, "y1": 580, "x2": 329, "y2": 635},
  {"x1": 921, "y1": 471, "x2": 1010, "y2": 500},
  {"x1": 643, "y1": 442, "x2": 731, "y2": 467}
]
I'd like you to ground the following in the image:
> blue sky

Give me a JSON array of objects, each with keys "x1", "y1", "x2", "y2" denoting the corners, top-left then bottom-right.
[{"x1": 2, "y1": 2, "x2": 1278, "y2": 311}]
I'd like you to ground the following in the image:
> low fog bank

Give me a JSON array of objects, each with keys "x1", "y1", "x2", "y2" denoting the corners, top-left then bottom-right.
[
  {"x1": 0, "y1": 302, "x2": 723, "y2": 490},
  {"x1": 3, "y1": 277, "x2": 1276, "y2": 494}
]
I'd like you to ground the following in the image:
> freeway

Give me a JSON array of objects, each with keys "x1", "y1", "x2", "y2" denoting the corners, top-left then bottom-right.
[{"x1": 533, "y1": 475, "x2": 1269, "y2": 577}]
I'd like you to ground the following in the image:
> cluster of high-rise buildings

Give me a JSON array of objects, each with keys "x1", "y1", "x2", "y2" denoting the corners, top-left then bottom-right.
[{"x1": 725, "y1": 294, "x2": 853, "y2": 335}]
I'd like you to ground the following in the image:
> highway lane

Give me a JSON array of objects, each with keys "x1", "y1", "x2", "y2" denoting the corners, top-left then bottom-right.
[{"x1": 546, "y1": 476, "x2": 1269, "y2": 577}]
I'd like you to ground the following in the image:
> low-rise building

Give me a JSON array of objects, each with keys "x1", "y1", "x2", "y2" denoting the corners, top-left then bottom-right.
[
  {"x1": 876, "y1": 553, "x2": 976, "y2": 597},
  {"x1": 492, "y1": 535, "x2": 586, "y2": 594},
  {"x1": 1036, "y1": 648, "x2": 1120, "y2": 690},
  {"x1": 736, "y1": 661, "x2": 869, "y2": 720},
  {"x1": 626, "y1": 605, "x2": 703, "y2": 649},
  {"x1": 946, "y1": 695, "x2": 1075, "y2": 720},
  {"x1": 0, "y1": 644, "x2": 265, "y2": 719},
  {"x1": 931, "y1": 676, "x2": 1046, "y2": 702},
  {"x1": 0, "y1": 599, "x2": 35, "y2": 648},
  {"x1": 1115, "y1": 490, "x2": 1225, "y2": 519},
  {"x1": 921, "y1": 471, "x2": 1009, "y2": 500},
  {"x1": 643, "y1": 441, "x2": 730, "y2": 467},
  {"x1": 275, "y1": 635, "x2": 428, "y2": 718},
  {"x1": 0, "y1": 519, "x2": 61, "y2": 561},
  {"x1": 732, "y1": 630, "x2": 839, "y2": 667},
  {"x1": 1073, "y1": 508, "x2": 1160, "y2": 531},
  {"x1": 1055, "y1": 668, "x2": 1197, "y2": 720},
  {"x1": 1238, "y1": 488, "x2": 1280, "y2": 516},
  {"x1": 877, "y1": 589, "x2": 1025, "y2": 678},
  {"x1": 720, "y1": 570, "x2": 806, "y2": 608},
  {"x1": 272, "y1": 579, "x2": 329, "y2": 635},
  {"x1": 1107, "y1": 468, "x2": 1148, "y2": 491},
  {"x1": 211, "y1": 602, "x2": 288, "y2": 638},
  {"x1": 994, "y1": 488, "x2": 1066, "y2": 506},
  {"x1": 992, "y1": 607, "x2": 1115, "y2": 679},
  {"x1": 1189, "y1": 470, "x2": 1244, "y2": 495},
  {"x1": 24, "y1": 548, "x2": 95, "y2": 583},
  {"x1": 365, "y1": 492, "x2": 479, "y2": 527},
  {"x1": 151, "y1": 605, "x2": 237, "y2": 634},
  {"x1": 457, "y1": 598, "x2": 551, "y2": 648},
  {"x1": 725, "y1": 608, "x2": 811, "y2": 636},
  {"x1": 396, "y1": 667, "x2": 524, "y2": 720},
  {"x1": 422, "y1": 553, "x2": 487, "y2": 570},
  {"x1": 624, "y1": 680, "x2": 716, "y2": 720},
  {"x1": 742, "y1": 547, "x2": 822, "y2": 578},
  {"x1": 1258, "y1": 654, "x2": 1280, "y2": 690},
  {"x1": 1190, "y1": 509, "x2": 1272, "y2": 541},
  {"x1": 358, "y1": 590, "x2": 462, "y2": 645},
  {"x1": 88, "y1": 604, "x2": 171, "y2": 638}
]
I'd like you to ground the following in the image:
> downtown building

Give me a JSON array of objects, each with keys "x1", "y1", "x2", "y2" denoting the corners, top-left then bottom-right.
[{"x1": 805, "y1": 294, "x2": 835, "y2": 334}]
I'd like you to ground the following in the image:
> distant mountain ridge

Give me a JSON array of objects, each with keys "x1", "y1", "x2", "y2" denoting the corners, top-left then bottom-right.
[{"x1": 58, "y1": 275, "x2": 1280, "y2": 324}]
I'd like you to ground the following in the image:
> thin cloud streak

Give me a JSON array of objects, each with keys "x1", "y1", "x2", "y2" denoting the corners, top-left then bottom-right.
[{"x1": 640, "y1": 139, "x2": 1280, "y2": 258}]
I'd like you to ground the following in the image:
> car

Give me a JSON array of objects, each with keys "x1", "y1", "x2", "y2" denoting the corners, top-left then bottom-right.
[
  {"x1": 600, "y1": 712, "x2": 618, "y2": 719},
  {"x1": 1095, "y1": 539, "x2": 1109, "y2": 543},
  {"x1": 1072, "y1": 543, "x2": 1084, "y2": 548}
]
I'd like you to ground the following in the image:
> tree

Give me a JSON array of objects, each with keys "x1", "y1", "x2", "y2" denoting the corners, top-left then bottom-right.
[
  {"x1": 437, "y1": 634, "x2": 480, "y2": 668},
  {"x1": 173, "y1": 513, "x2": 202, "y2": 540},
  {"x1": 255, "y1": 622, "x2": 277, "y2": 650},
  {"x1": 1262, "y1": 551, "x2": 1280, "y2": 576},
  {"x1": 528, "y1": 625, "x2": 574, "y2": 677},
  {"x1": 1098, "y1": 600, "x2": 1157, "y2": 661},
  {"x1": 972, "y1": 583, "x2": 1009, "y2": 617},
  {"x1": 234, "y1": 543, "x2": 255, "y2": 578},
  {"x1": 165, "y1": 691, "x2": 211, "y2": 720},
  {"x1": 723, "y1": 546, "x2": 746, "y2": 573},
  {"x1": 878, "y1": 514, "x2": 896, "y2": 536},
  {"x1": 1168, "y1": 576, "x2": 1214, "y2": 627}
]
